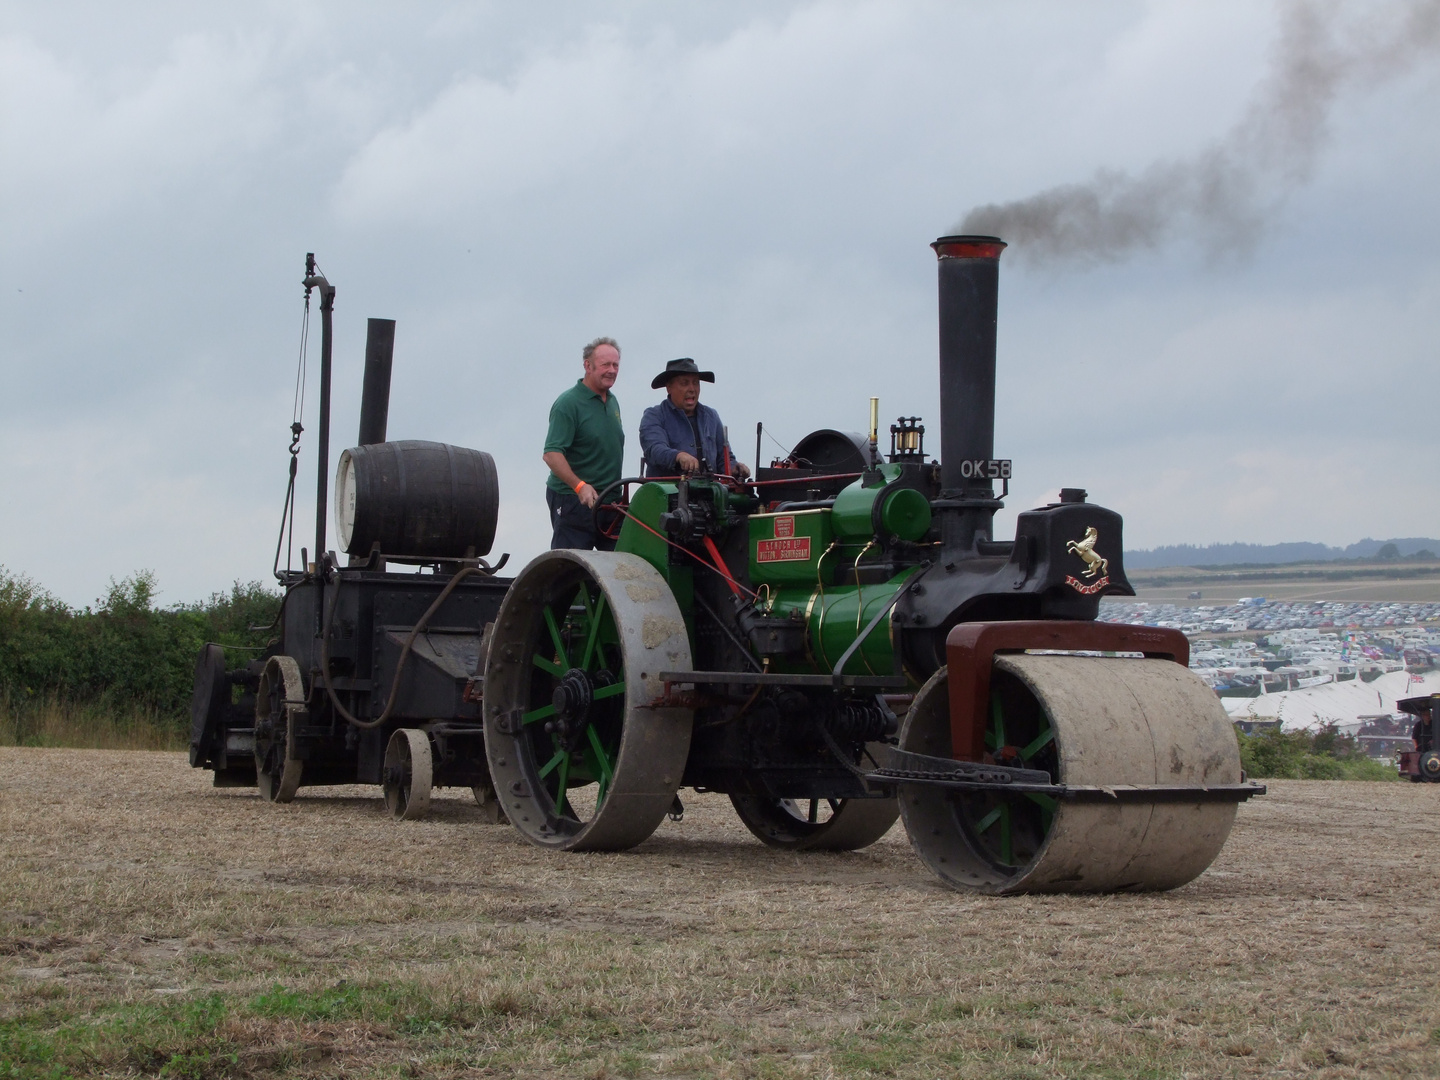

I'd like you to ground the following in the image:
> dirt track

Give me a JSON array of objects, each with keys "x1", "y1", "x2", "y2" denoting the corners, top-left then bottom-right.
[{"x1": 2, "y1": 748, "x2": 1438, "y2": 1078}]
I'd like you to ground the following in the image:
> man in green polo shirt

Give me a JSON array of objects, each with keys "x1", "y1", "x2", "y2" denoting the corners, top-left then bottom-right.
[{"x1": 542, "y1": 336, "x2": 624, "y2": 550}]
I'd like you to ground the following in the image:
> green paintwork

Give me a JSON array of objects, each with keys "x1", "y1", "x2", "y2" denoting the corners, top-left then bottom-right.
[
  {"x1": 880, "y1": 486, "x2": 931, "y2": 542},
  {"x1": 615, "y1": 481, "x2": 693, "y2": 613},
  {"x1": 615, "y1": 473, "x2": 928, "y2": 681},
  {"x1": 764, "y1": 570, "x2": 916, "y2": 677},
  {"x1": 831, "y1": 464, "x2": 931, "y2": 543},
  {"x1": 830, "y1": 473, "x2": 885, "y2": 538},
  {"x1": 747, "y1": 509, "x2": 834, "y2": 585}
]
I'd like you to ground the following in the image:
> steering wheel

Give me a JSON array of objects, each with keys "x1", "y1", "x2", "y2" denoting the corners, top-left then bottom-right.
[{"x1": 591, "y1": 478, "x2": 636, "y2": 542}]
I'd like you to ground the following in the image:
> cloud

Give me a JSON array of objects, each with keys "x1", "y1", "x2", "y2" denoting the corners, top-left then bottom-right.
[
  {"x1": 0, "y1": 1, "x2": 1436, "y2": 607},
  {"x1": 959, "y1": 0, "x2": 1440, "y2": 264}
]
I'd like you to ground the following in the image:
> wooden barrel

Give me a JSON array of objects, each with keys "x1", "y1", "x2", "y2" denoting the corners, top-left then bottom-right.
[{"x1": 335, "y1": 440, "x2": 499, "y2": 559}]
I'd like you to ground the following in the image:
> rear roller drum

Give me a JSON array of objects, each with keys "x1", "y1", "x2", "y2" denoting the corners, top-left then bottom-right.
[
  {"x1": 899, "y1": 655, "x2": 1243, "y2": 894},
  {"x1": 383, "y1": 728, "x2": 433, "y2": 820},
  {"x1": 730, "y1": 794, "x2": 899, "y2": 851},
  {"x1": 483, "y1": 550, "x2": 694, "y2": 851}
]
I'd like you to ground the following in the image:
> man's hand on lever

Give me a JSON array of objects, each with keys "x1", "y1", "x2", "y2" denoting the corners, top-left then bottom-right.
[{"x1": 543, "y1": 450, "x2": 601, "y2": 508}]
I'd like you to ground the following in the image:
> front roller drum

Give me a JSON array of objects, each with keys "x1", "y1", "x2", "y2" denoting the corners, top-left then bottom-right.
[
  {"x1": 900, "y1": 655, "x2": 1242, "y2": 894},
  {"x1": 483, "y1": 549, "x2": 694, "y2": 851}
]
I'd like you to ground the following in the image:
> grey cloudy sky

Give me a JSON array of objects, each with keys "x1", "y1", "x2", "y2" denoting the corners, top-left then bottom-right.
[{"x1": 2, "y1": 0, "x2": 1437, "y2": 607}]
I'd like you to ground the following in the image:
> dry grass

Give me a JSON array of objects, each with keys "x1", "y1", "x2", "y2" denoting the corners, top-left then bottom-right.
[
  {"x1": 0, "y1": 696, "x2": 183, "y2": 752},
  {"x1": 1, "y1": 748, "x2": 1437, "y2": 1078}
]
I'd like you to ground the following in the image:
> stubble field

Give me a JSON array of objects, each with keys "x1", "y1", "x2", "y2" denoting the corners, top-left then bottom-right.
[{"x1": 1, "y1": 748, "x2": 1437, "y2": 1078}]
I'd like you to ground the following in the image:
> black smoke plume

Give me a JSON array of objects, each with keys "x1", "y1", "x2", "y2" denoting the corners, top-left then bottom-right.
[{"x1": 959, "y1": 0, "x2": 1440, "y2": 263}]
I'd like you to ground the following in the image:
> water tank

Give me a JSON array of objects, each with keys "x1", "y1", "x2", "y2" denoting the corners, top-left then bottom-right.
[{"x1": 335, "y1": 440, "x2": 499, "y2": 559}]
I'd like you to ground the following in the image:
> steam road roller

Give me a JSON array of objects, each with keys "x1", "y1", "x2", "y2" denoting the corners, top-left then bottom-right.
[{"x1": 481, "y1": 235, "x2": 1263, "y2": 893}]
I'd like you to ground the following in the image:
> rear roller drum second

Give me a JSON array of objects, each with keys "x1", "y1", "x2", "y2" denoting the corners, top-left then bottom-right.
[{"x1": 899, "y1": 655, "x2": 1243, "y2": 895}]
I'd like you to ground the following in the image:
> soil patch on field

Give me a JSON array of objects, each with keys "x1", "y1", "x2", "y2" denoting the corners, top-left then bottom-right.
[{"x1": 1, "y1": 748, "x2": 1437, "y2": 1077}]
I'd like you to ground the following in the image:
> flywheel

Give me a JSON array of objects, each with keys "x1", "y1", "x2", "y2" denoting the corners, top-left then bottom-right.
[
  {"x1": 483, "y1": 549, "x2": 694, "y2": 851},
  {"x1": 729, "y1": 793, "x2": 898, "y2": 851},
  {"x1": 899, "y1": 655, "x2": 1243, "y2": 894}
]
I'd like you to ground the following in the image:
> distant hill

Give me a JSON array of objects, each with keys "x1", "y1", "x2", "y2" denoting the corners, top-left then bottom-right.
[{"x1": 1123, "y1": 537, "x2": 1440, "y2": 570}]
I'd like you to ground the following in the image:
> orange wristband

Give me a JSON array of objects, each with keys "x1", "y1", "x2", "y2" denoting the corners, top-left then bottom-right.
[{"x1": 573, "y1": 480, "x2": 586, "y2": 495}]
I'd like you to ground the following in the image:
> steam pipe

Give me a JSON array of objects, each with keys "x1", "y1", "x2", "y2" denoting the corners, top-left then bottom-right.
[
  {"x1": 357, "y1": 318, "x2": 395, "y2": 446},
  {"x1": 931, "y1": 235, "x2": 1005, "y2": 550}
]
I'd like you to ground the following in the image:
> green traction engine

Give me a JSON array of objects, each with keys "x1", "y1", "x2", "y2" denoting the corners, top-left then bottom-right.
[{"x1": 482, "y1": 236, "x2": 1263, "y2": 894}]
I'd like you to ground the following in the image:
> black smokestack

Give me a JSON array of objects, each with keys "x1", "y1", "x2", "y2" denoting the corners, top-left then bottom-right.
[
  {"x1": 933, "y1": 235, "x2": 1005, "y2": 550},
  {"x1": 357, "y1": 318, "x2": 395, "y2": 446},
  {"x1": 959, "y1": 0, "x2": 1440, "y2": 264}
]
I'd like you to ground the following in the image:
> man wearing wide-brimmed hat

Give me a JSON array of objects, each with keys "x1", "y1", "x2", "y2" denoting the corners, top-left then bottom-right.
[{"x1": 638, "y1": 358, "x2": 750, "y2": 479}]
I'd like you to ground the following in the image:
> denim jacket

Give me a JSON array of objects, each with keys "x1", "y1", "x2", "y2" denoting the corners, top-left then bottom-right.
[{"x1": 638, "y1": 398, "x2": 736, "y2": 476}]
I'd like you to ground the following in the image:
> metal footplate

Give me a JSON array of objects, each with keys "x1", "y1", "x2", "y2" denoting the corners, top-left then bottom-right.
[{"x1": 865, "y1": 747, "x2": 1266, "y2": 802}]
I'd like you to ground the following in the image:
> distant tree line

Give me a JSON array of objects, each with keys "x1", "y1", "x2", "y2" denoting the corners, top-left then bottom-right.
[
  {"x1": 0, "y1": 567, "x2": 281, "y2": 738},
  {"x1": 1124, "y1": 537, "x2": 1440, "y2": 570}
]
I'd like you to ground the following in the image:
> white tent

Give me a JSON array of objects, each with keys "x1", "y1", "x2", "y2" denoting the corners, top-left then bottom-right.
[{"x1": 1223, "y1": 670, "x2": 1439, "y2": 732}]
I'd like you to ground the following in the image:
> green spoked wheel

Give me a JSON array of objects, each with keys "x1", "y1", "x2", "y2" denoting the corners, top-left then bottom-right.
[
  {"x1": 899, "y1": 655, "x2": 1243, "y2": 894},
  {"x1": 956, "y1": 669, "x2": 1059, "y2": 869},
  {"x1": 483, "y1": 550, "x2": 694, "y2": 851}
]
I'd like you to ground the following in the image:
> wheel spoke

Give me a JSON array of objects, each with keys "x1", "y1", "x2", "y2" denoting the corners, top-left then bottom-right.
[
  {"x1": 998, "y1": 803, "x2": 1013, "y2": 864},
  {"x1": 538, "y1": 747, "x2": 566, "y2": 778},
  {"x1": 808, "y1": 799, "x2": 819, "y2": 824},
  {"x1": 1021, "y1": 726, "x2": 1055, "y2": 760},
  {"x1": 987, "y1": 694, "x2": 1006, "y2": 751},
  {"x1": 533, "y1": 654, "x2": 565, "y2": 677},
  {"x1": 1023, "y1": 791, "x2": 1059, "y2": 813},
  {"x1": 974, "y1": 806, "x2": 1003, "y2": 834},
  {"x1": 523, "y1": 703, "x2": 556, "y2": 726},
  {"x1": 585, "y1": 724, "x2": 614, "y2": 788},
  {"x1": 580, "y1": 592, "x2": 608, "y2": 670},
  {"x1": 592, "y1": 682, "x2": 626, "y2": 700},
  {"x1": 555, "y1": 752, "x2": 570, "y2": 815},
  {"x1": 543, "y1": 606, "x2": 568, "y2": 667}
]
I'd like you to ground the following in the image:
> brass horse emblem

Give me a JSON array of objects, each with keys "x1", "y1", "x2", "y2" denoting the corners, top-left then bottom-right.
[{"x1": 1066, "y1": 526, "x2": 1109, "y2": 579}]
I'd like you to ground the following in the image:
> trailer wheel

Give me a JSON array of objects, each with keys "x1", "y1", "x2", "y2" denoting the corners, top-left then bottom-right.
[
  {"x1": 729, "y1": 794, "x2": 899, "y2": 850},
  {"x1": 254, "y1": 656, "x2": 304, "y2": 803},
  {"x1": 484, "y1": 550, "x2": 693, "y2": 851},
  {"x1": 383, "y1": 728, "x2": 433, "y2": 820},
  {"x1": 899, "y1": 655, "x2": 1242, "y2": 894}
]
